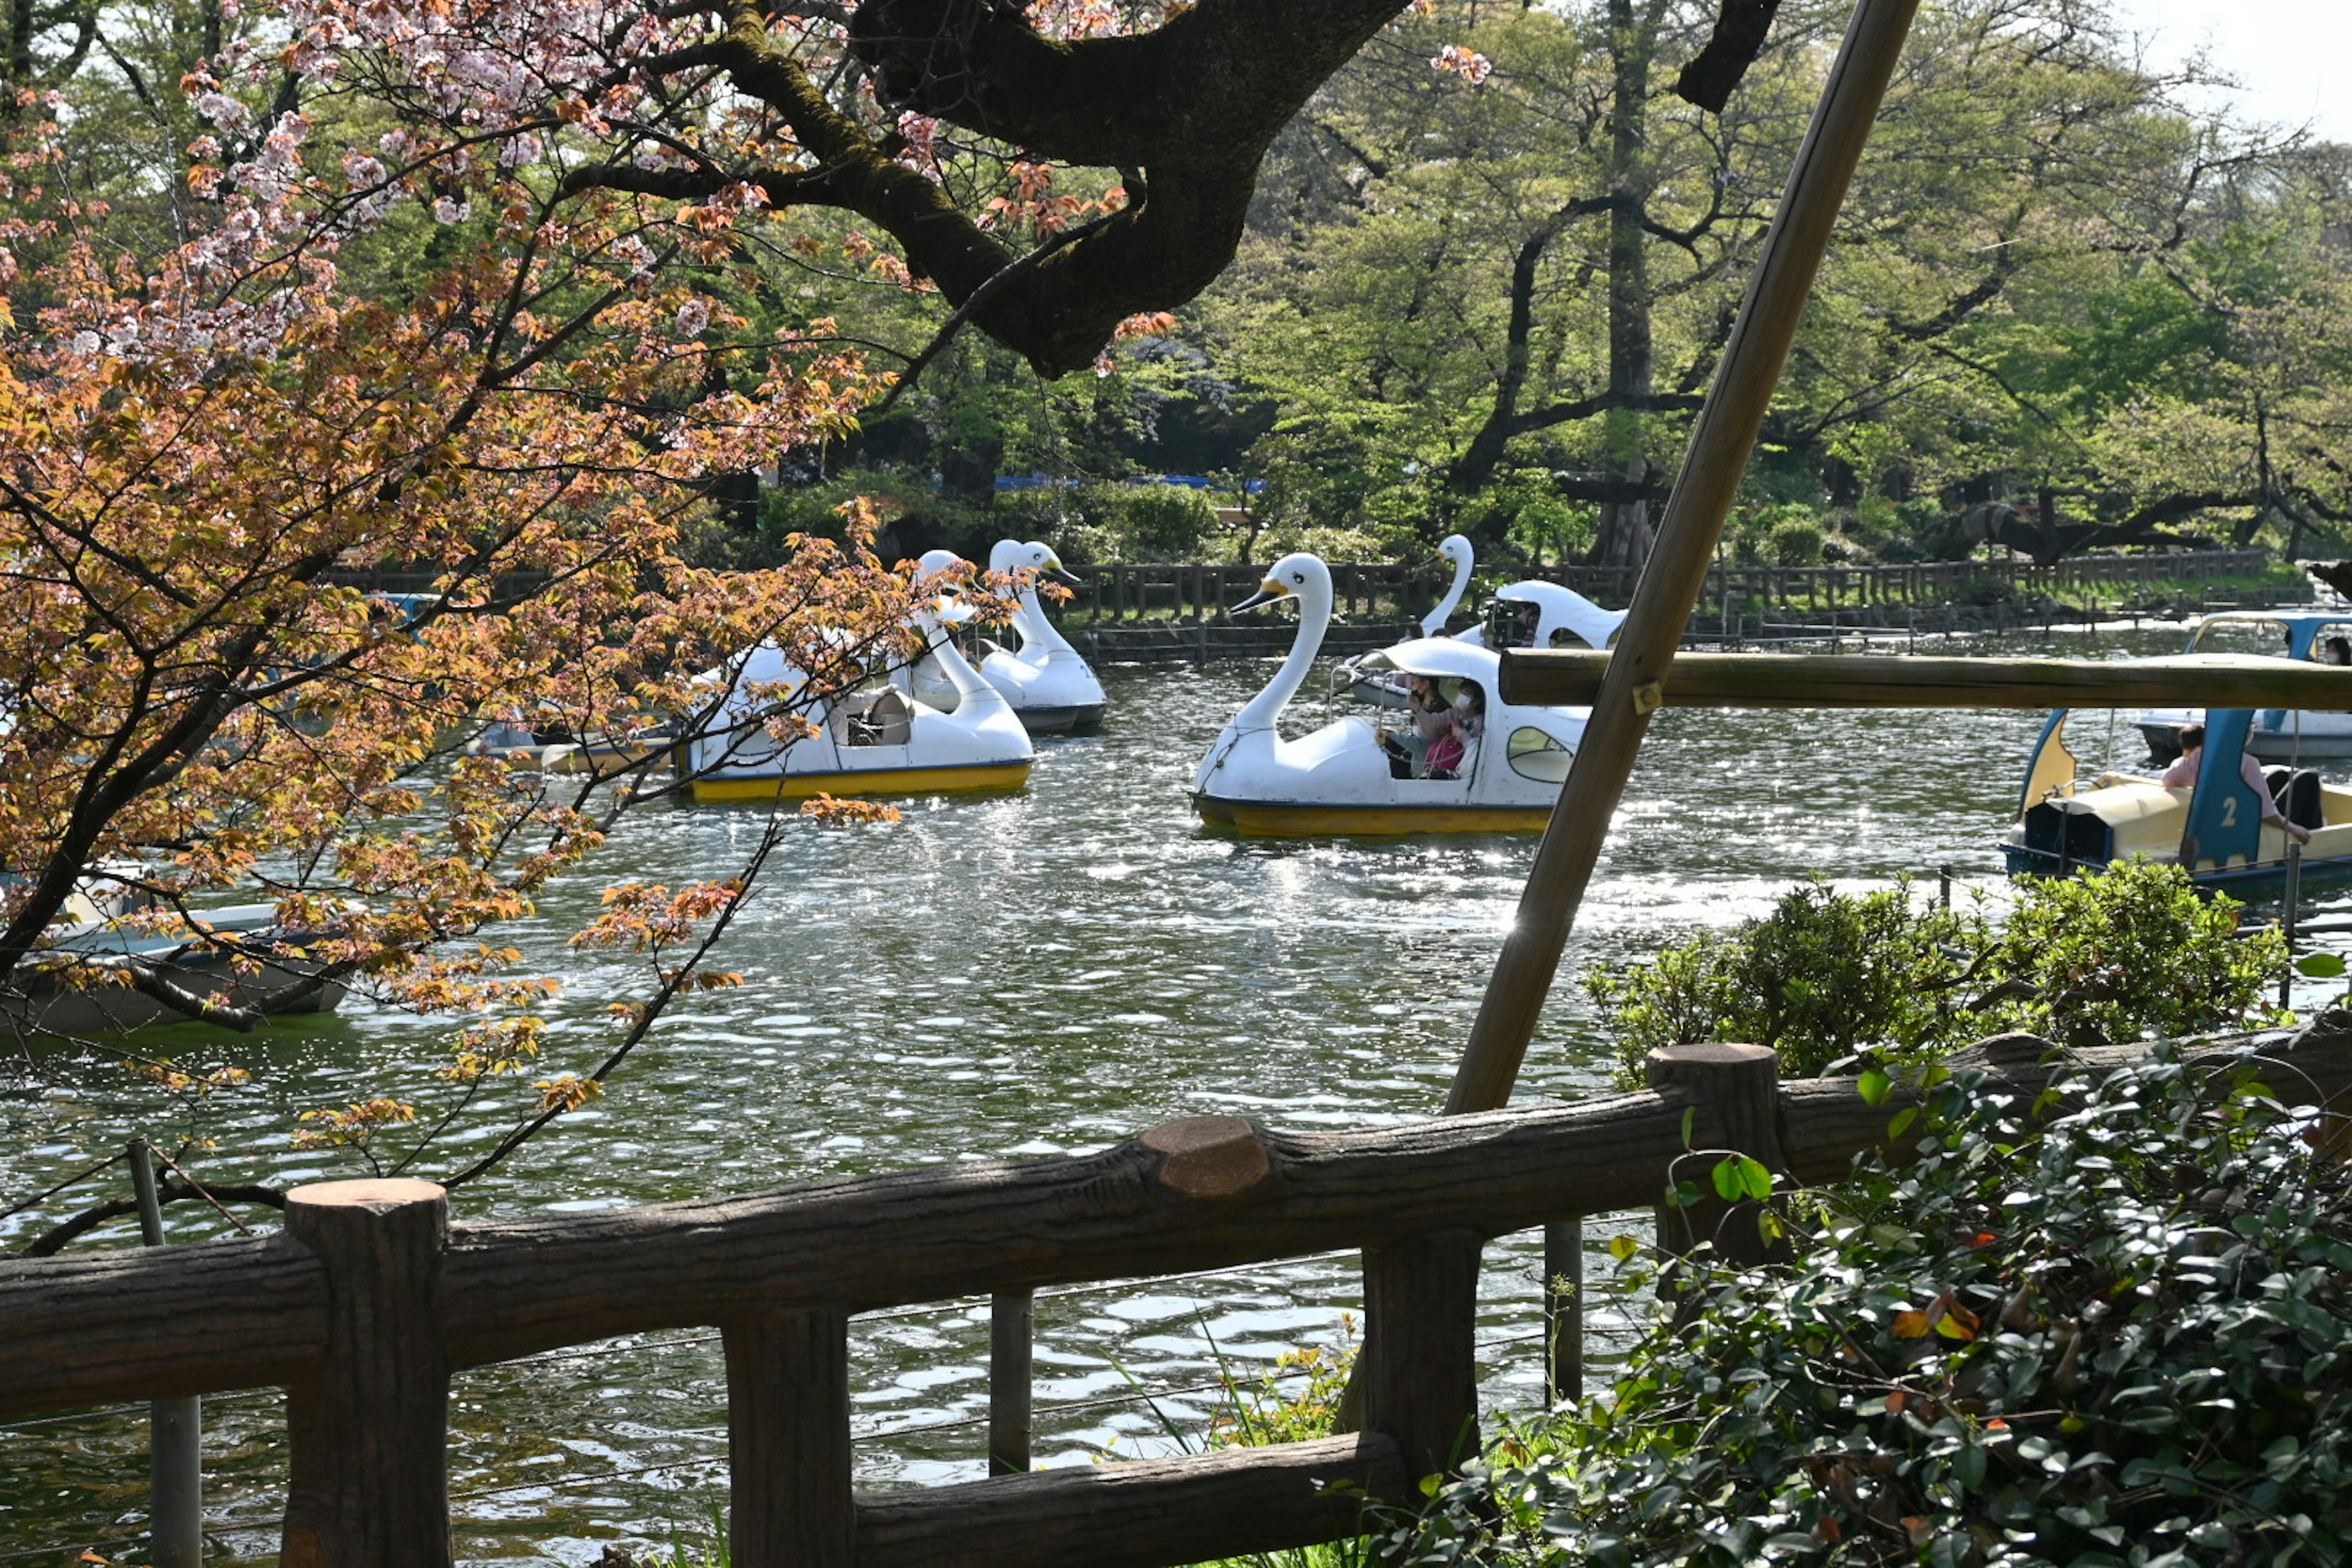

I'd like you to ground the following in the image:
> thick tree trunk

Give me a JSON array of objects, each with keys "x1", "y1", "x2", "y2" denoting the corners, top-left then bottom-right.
[{"x1": 1591, "y1": 0, "x2": 1661, "y2": 572}]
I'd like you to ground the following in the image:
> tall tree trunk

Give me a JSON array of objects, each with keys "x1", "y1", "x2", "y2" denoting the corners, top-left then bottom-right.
[{"x1": 1591, "y1": 0, "x2": 1660, "y2": 571}]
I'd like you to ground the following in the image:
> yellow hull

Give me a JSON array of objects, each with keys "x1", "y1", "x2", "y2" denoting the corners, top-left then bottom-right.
[
  {"x1": 1193, "y1": 796, "x2": 1552, "y2": 836},
  {"x1": 691, "y1": 762, "x2": 1032, "y2": 802}
]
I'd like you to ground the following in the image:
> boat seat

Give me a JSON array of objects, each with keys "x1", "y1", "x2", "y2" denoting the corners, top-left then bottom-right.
[
  {"x1": 2264, "y1": 766, "x2": 2325, "y2": 831},
  {"x1": 844, "y1": 687, "x2": 913, "y2": 747}
]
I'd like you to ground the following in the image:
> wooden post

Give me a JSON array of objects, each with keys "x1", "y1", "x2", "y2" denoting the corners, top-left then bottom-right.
[
  {"x1": 280, "y1": 1179, "x2": 452, "y2": 1568},
  {"x1": 1542, "y1": 1219, "x2": 1583, "y2": 1406},
  {"x1": 1360, "y1": 1231, "x2": 1482, "y2": 1481},
  {"x1": 1444, "y1": 0, "x2": 1925, "y2": 1110},
  {"x1": 726, "y1": 1306, "x2": 854, "y2": 1568},
  {"x1": 130, "y1": 1142, "x2": 203, "y2": 1568},
  {"x1": 1646, "y1": 1044, "x2": 1789, "y2": 1272},
  {"x1": 2284, "y1": 839, "x2": 2305, "y2": 1013},
  {"x1": 989, "y1": 1289, "x2": 1034, "y2": 1476}
]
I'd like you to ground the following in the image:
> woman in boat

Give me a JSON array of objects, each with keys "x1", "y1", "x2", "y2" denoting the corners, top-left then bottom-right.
[{"x1": 2162, "y1": 723, "x2": 2312, "y2": 845}]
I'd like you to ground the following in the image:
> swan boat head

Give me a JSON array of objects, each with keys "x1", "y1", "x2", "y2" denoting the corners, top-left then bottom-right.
[
  {"x1": 1419, "y1": 533, "x2": 1477, "y2": 638},
  {"x1": 977, "y1": 538, "x2": 1106, "y2": 731}
]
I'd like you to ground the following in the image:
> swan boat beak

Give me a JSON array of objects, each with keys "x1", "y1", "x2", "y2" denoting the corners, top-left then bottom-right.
[{"x1": 1229, "y1": 578, "x2": 1290, "y2": 614}]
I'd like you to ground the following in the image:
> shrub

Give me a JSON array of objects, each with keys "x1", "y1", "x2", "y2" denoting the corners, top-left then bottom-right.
[
  {"x1": 1768, "y1": 514, "x2": 1826, "y2": 567},
  {"x1": 1383, "y1": 1049, "x2": 2352, "y2": 1568},
  {"x1": 1583, "y1": 863, "x2": 2285, "y2": 1086},
  {"x1": 1121, "y1": 485, "x2": 1221, "y2": 560}
]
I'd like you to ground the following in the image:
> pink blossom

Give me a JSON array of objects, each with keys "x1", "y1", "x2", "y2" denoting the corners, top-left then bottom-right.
[
  {"x1": 674, "y1": 298, "x2": 711, "y2": 338},
  {"x1": 1431, "y1": 44, "x2": 1493, "y2": 85}
]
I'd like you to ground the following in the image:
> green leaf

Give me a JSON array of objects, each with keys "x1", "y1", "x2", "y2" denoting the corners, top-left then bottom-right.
[
  {"x1": 1711, "y1": 1156, "x2": 1744, "y2": 1201},
  {"x1": 1858, "y1": 1066, "x2": 1892, "y2": 1106},
  {"x1": 1681, "y1": 1105, "x2": 1697, "y2": 1150},
  {"x1": 1608, "y1": 1234, "x2": 1640, "y2": 1262},
  {"x1": 1888, "y1": 1106, "x2": 1920, "y2": 1141},
  {"x1": 1735, "y1": 1155, "x2": 1774, "y2": 1201},
  {"x1": 2298, "y1": 952, "x2": 2347, "y2": 979}
]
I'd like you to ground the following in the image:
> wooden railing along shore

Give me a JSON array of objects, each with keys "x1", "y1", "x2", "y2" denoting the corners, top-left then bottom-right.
[
  {"x1": 6, "y1": 1025, "x2": 2347, "y2": 1568},
  {"x1": 326, "y1": 548, "x2": 2286, "y2": 628}
]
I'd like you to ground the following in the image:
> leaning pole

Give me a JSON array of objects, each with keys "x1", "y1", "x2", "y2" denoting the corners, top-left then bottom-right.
[{"x1": 1445, "y1": 0, "x2": 1924, "y2": 1116}]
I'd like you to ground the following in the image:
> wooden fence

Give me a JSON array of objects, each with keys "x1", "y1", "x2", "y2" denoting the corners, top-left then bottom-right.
[
  {"x1": 6, "y1": 1025, "x2": 2348, "y2": 1568},
  {"x1": 325, "y1": 549, "x2": 2285, "y2": 628},
  {"x1": 1060, "y1": 549, "x2": 2282, "y2": 624}
]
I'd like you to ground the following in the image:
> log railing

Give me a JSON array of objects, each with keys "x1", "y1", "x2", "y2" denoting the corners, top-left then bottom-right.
[
  {"x1": 1055, "y1": 549, "x2": 2285, "y2": 625},
  {"x1": 7, "y1": 1025, "x2": 2348, "y2": 1568}
]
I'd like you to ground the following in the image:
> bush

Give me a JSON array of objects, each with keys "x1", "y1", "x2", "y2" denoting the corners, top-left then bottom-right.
[
  {"x1": 1384, "y1": 1049, "x2": 2352, "y2": 1568},
  {"x1": 1121, "y1": 485, "x2": 1221, "y2": 560},
  {"x1": 1583, "y1": 863, "x2": 2284, "y2": 1085},
  {"x1": 1768, "y1": 514, "x2": 1826, "y2": 567}
]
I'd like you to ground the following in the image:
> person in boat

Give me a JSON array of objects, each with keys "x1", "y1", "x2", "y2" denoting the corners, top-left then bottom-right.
[
  {"x1": 2161, "y1": 722, "x2": 2312, "y2": 845},
  {"x1": 1406, "y1": 673, "x2": 1452, "y2": 740},
  {"x1": 1423, "y1": 680, "x2": 1485, "y2": 782},
  {"x1": 1379, "y1": 673, "x2": 1454, "y2": 776},
  {"x1": 2326, "y1": 636, "x2": 2352, "y2": 666}
]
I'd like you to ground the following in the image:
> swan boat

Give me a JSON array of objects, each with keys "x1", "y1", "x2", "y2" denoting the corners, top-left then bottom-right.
[
  {"x1": 2002, "y1": 696, "x2": 2352, "y2": 899},
  {"x1": 1337, "y1": 534, "x2": 1477, "y2": 707},
  {"x1": 902, "y1": 544, "x2": 1107, "y2": 733},
  {"x1": 1192, "y1": 553, "x2": 1588, "y2": 835},
  {"x1": 976, "y1": 540, "x2": 1107, "y2": 732},
  {"x1": 4, "y1": 898, "x2": 348, "y2": 1037},
  {"x1": 2134, "y1": 611, "x2": 2352, "y2": 763},
  {"x1": 1458, "y1": 578, "x2": 1629, "y2": 654},
  {"x1": 679, "y1": 609, "x2": 1035, "y2": 804}
]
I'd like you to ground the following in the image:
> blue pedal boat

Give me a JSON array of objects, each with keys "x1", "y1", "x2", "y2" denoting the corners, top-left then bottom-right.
[{"x1": 2003, "y1": 703, "x2": 2352, "y2": 899}]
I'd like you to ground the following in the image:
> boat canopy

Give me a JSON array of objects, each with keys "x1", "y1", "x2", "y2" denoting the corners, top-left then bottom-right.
[
  {"x1": 1353, "y1": 638, "x2": 1513, "y2": 684},
  {"x1": 2184, "y1": 611, "x2": 2352, "y2": 662}
]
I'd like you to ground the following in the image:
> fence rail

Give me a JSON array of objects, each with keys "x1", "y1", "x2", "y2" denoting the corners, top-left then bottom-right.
[
  {"x1": 6, "y1": 1023, "x2": 2347, "y2": 1568},
  {"x1": 1055, "y1": 549, "x2": 2283, "y2": 624},
  {"x1": 321, "y1": 550, "x2": 2286, "y2": 627}
]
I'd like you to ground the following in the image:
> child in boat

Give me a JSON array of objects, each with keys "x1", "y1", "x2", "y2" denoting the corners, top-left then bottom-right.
[{"x1": 2161, "y1": 722, "x2": 2312, "y2": 845}]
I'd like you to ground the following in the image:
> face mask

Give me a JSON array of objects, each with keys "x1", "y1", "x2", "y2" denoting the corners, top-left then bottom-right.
[{"x1": 1454, "y1": 693, "x2": 1473, "y2": 710}]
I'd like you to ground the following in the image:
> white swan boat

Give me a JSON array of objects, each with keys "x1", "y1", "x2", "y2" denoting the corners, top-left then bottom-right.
[
  {"x1": 976, "y1": 540, "x2": 1107, "y2": 732},
  {"x1": 680, "y1": 608, "x2": 1034, "y2": 804},
  {"x1": 905, "y1": 543, "x2": 1108, "y2": 733},
  {"x1": 1192, "y1": 552, "x2": 1588, "y2": 835},
  {"x1": 1458, "y1": 579, "x2": 1629, "y2": 654},
  {"x1": 1337, "y1": 534, "x2": 1477, "y2": 706}
]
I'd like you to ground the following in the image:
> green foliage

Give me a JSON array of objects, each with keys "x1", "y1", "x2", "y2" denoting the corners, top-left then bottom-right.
[
  {"x1": 1767, "y1": 515, "x2": 1827, "y2": 567},
  {"x1": 1381, "y1": 1050, "x2": 2352, "y2": 1568},
  {"x1": 1121, "y1": 485, "x2": 1223, "y2": 561},
  {"x1": 1210, "y1": 1333, "x2": 1360, "y2": 1449},
  {"x1": 1583, "y1": 864, "x2": 2285, "y2": 1085},
  {"x1": 1187, "y1": 1331, "x2": 1372, "y2": 1568},
  {"x1": 1585, "y1": 878, "x2": 1973, "y2": 1081},
  {"x1": 1967, "y1": 860, "x2": 2282, "y2": 1050}
]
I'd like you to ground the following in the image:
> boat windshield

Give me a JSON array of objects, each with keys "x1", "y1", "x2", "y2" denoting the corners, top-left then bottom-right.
[{"x1": 2187, "y1": 617, "x2": 2290, "y2": 658}]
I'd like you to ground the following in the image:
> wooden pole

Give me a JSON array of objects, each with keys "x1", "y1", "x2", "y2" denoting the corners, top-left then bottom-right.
[
  {"x1": 131, "y1": 1141, "x2": 203, "y2": 1568},
  {"x1": 1445, "y1": 0, "x2": 1921, "y2": 1117},
  {"x1": 280, "y1": 1178, "x2": 451, "y2": 1568},
  {"x1": 1542, "y1": 1219, "x2": 1583, "y2": 1406},
  {"x1": 1496, "y1": 651, "x2": 2352, "y2": 711},
  {"x1": 989, "y1": 1289, "x2": 1035, "y2": 1476},
  {"x1": 727, "y1": 1306, "x2": 854, "y2": 1568},
  {"x1": 1359, "y1": 1230, "x2": 1482, "y2": 1480}
]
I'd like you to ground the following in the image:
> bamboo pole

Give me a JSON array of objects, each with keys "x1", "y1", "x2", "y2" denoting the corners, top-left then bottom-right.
[
  {"x1": 1496, "y1": 651, "x2": 2352, "y2": 711},
  {"x1": 1445, "y1": 0, "x2": 1921, "y2": 1117}
]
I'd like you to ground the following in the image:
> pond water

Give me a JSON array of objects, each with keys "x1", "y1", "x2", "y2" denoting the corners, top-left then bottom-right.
[{"x1": 0, "y1": 623, "x2": 2299, "y2": 1564}]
